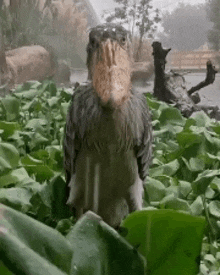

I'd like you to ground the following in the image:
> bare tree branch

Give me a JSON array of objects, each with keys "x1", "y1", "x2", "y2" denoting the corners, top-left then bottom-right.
[{"x1": 187, "y1": 61, "x2": 218, "y2": 96}]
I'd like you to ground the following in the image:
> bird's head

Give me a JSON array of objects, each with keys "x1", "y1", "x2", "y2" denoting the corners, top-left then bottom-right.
[{"x1": 87, "y1": 23, "x2": 132, "y2": 107}]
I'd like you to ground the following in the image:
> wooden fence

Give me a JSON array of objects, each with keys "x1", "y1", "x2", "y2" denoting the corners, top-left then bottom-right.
[{"x1": 167, "y1": 50, "x2": 220, "y2": 70}]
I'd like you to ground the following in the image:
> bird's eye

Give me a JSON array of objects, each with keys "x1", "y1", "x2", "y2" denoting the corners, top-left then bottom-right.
[
  {"x1": 90, "y1": 38, "x2": 96, "y2": 47},
  {"x1": 120, "y1": 37, "x2": 126, "y2": 45}
]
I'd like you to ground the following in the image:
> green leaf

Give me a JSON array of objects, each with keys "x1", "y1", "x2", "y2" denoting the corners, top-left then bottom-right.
[
  {"x1": 0, "y1": 188, "x2": 32, "y2": 211},
  {"x1": 145, "y1": 177, "x2": 166, "y2": 202},
  {"x1": 190, "y1": 196, "x2": 204, "y2": 216},
  {"x1": 0, "y1": 156, "x2": 11, "y2": 175},
  {"x1": 25, "y1": 165, "x2": 54, "y2": 182},
  {"x1": 22, "y1": 98, "x2": 42, "y2": 112},
  {"x1": 0, "y1": 167, "x2": 35, "y2": 188},
  {"x1": 189, "y1": 157, "x2": 205, "y2": 172},
  {"x1": 177, "y1": 131, "x2": 202, "y2": 148},
  {"x1": 0, "y1": 143, "x2": 19, "y2": 170},
  {"x1": 0, "y1": 204, "x2": 72, "y2": 275},
  {"x1": 30, "y1": 183, "x2": 52, "y2": 221},
  {"x1": 51, "y1": 175, "x2": 72, "y2": 220},
  {"x1": 25, "y1": 118, "x2": 47, "y2": 134},
  {"x1": 209, "y1": 201, "x2": 220, "y2": 218},
  {"x1": 192, "y1": 170, "x2": 220, "y2": 195},
  {"x1": 48, "y1": 97, "x2": 61, "y2": 108},
  {"x1": 66, "y1": 211, "x2": 146, "y2": 275},
  {"x1": 60, "y1": 103, "x2": 69, "y2": 119},
  {"x1": 29, "y1": 133, "x2": 49, "y2": 150},
  {"x1": 160, "y1": 195, "x2": 191, "y2": 212},
  {"x1": 192, "y1": 111, "x2": 213, "y2": 127},
  {"x1": 179, "y1": 180, "x2": 192, "y2": 197},
  {"x1": 13, "y1": 89, "x2": 39, "y2": 100},
  {"x1": 149, "y1": 159, "x2": 179, "y2": 177},
  {"x1": 159, "y1": 106, "x2": 185, "y2": 126},
  {"x1": 121, "y1": 210, "x2": 206, "y2": 275},
  {"x1": 0, "y1": 121, "x2": 20, "y2": 140},
  {"x1": 0, "y1": 97, "x2": 20, "y2": 121},
  {"x1": 0, "y1": 261, "x2": 14, "y2": 275},
  {"x1": 21, "y1": 154, "x2": 44, "y2": 166}
]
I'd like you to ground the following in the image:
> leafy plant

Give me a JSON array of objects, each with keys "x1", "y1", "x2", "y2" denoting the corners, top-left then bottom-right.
[{"x1": 0, "y1": 81, "x2": 219, "y2": 273}]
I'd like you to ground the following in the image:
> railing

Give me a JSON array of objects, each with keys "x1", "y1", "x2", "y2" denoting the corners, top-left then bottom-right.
[{"x1": 167, "y1": 50, "x2": 220, "y2": 70}]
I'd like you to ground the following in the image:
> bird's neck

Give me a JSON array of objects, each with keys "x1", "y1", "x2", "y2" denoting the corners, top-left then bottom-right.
[{"x1": 92, "y1": 41, "x2": 132, "y2": 108}]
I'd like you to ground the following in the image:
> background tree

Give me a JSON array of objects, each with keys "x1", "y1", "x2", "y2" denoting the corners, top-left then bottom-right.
[
  {"x1": 103, "y1": 0, "x2": 160, "y2": 61},
  {"x1": 0, "y1": 0, "x2": 88, "y2": 67},
  {"x1": 0, "y1": 0, "x2": 6, "y2": 86},
  {"x1": 158, "y1": 3, "x2": 211, "y2": 51},
  {"x1": 206, "y1": 0, "x2": 220, "y2": 51}
]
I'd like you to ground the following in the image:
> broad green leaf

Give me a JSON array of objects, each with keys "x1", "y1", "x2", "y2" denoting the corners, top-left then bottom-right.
[
  {"x1": 25, "y1": 165, "x2": 54, "y2": 182},
  {"x1": 30, "y1": 149, "x2": 50, "y2": 161},
  {"x1": 0, "y1": 121, "x2": 20, "y2": 140},
  {"x1": 14, "y1": 81, "x2": 41, "y2": 92},
  {"x1": 60, "y1": 89, "x2": 73, "y2": 101},
  {"x1": 190, "y1": 196, "x2": 204, "y2": 216},
  {"x1": 30, "y1": 183, "x2": 52, "y2": 221},
  {"x1": 0, "y1": 204, "x2": 72, "y2": 275},
  {"x1": 179, "y1": 180, "x2": 192, "y2": 197},
  {"x1": 46, "y1": 145, "x2": 63, "y2": 170},
  {"x1": 0, "y1": 261, "x2": 14, "y2": 275},
  {"x1": 0, "y1": 167, "x2": 35, "y2": 188},
  {"x1": 21, "y1": 155, "x2": 44, "y2": 166},
  {"x1": 149, "y1": 159, "x2": 179, "y2": 177},
  {"x1": 192, "y1": 111, "x2": 213, "y2": 127},
  {"x1": 121, "y1": 210, "x2": 206, "y2": 275},
  {"x1": 160, "y1": 195, "x2": 191, "y2": 212},
  {"x1": 177, "y1": 131, "x2": 202, "y2": 148},
  {"x1": 51, "y1": 175, "x2": 72, "y2": 219},
  {"x1": 209, "y1": 201, "x2": 220, "y2": 218},
  {"x1": 48, "y1": 97, "x2": 61, "y2": 108},
  {"x1": 0, "y1": 143, "x2": 19, "y2": 169},
  {"x1": 0, "y1": 156, "x2": 11, "y2": 175},
  {"x1": 0, "y1": 188, "x2": 32, "y2": 211},
  {"x1": 61, "y1": 103, "x2": 70, "y2": 119},
  {"x1": 13, "y1": 89, "x2": 39, "y2": 99},
  {"x1": 189, "y1": 157, "x2": 205, "y2": 172},
  {"x1": 192, "y1": 170, "x2": 220, "y2": 195},
  {"x1": 158, "y1": 106, "x2": 185, "y2": 126},
  {"x1": 29, "y1": 133, "x2": 49, "y2": 150},
  {"x1": 22, "y1": 98, "x2": 42, "y2": 112},
  {"x1": 66, "y1": 211, "x2": 146, "y2": 275},
  {"x1": 25, "y1": 118, "x2": 47, "y2": 134},
  {"x1": 145, "y1": 177, "x2": 166, "y2": 202},
  {"x1": 0, "y1": 97, "x2": 20, "y2": 121}
]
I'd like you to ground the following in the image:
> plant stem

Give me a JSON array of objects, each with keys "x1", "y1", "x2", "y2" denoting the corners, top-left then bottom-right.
[{"x1": 201, "y1": 194, "x2": 216, "y2": 243}]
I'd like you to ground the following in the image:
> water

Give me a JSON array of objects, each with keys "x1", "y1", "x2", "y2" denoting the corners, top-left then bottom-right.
[
  {"x1": 70, "y1": 70, "x2": 220, "y2": 108},
  {"x1": 184, "y1": 72, "x2": 220, "y2": 107}
]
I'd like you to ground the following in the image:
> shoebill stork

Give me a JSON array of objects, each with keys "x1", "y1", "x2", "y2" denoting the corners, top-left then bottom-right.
[{"x1": 64, "y1": 23, "x2": 153, "y2": 228}]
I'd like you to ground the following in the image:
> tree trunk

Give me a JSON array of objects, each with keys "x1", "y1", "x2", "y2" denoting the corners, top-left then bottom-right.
[
  {"x1": 152, "y1": 41, "x2": 220, "y2": 119},
  {"x1": 0, "y1": 0, "x2": 6, "y2": 86},
  {"x1": 135, "y1": 34, "x2": 144, "y2": 61},
  {"x1": 187, "y1": 60, "x2": 218, "y2": 96}
]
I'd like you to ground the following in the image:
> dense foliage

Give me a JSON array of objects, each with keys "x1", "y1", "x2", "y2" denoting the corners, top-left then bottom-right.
[
  {"x1": 0, "y1": 80, "x2": 219, "y2": 274},
  {"x1": 207, "y1": 0, "x2": 220, "y2": 51}
]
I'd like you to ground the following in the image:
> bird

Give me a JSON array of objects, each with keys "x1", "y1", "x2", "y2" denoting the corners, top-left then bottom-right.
[{"x1": 63, "y1": 23, "x2": 153, "y2": 228}]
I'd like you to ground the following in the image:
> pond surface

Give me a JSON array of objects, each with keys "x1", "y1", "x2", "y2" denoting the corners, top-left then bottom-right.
[
  {"x1": 184, "y1": 72, "x2": 220, "y2": 107},
  {"x1": 71, "y1": 70, "x2": 220, "y2": 108}
]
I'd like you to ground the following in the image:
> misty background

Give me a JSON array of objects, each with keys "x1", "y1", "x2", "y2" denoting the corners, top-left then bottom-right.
[{"x1": 1, "y1": 0, "x2": 220, "y2": 105}]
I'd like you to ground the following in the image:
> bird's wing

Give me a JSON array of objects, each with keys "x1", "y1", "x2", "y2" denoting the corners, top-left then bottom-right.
[
  {"x1": 63, "y1": 89, "x2": 80, "y2": 185},
  {"x1": 63, "y1": 84, "x2": 90, "y2": 184},
  {"x1": 135, "y1": 95, "x2": 153, "y2": 181},
  {"x1": 63, "y1": 83, "x2": 98, "y2": 185}
]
